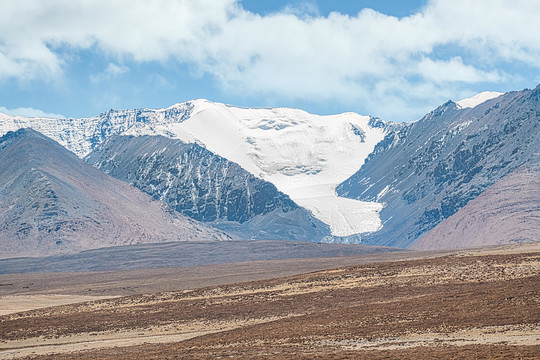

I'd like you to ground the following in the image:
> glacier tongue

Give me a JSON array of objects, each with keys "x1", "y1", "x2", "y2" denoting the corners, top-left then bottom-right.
[
  {"x1": 0, "y1": 100, "x2": 393, "y2": 237},
  {"x1": 293, "y1": 191, "x2": 383, "y2": 237}
]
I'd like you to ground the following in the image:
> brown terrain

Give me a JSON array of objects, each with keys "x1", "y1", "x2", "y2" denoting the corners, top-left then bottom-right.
[
  {"x1": 413, "y1": 152, "x2": 540, "y2": 250},
  {"x1": 1, "y1": 242, "x2": 539, "y2": 359},
  {"x1": 0, "y1": 129, "x2": 230, "y2": 260}
]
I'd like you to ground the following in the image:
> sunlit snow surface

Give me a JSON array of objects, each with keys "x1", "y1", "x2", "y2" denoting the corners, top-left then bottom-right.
[
  {"x1": 0, "y1": 100, "x2": 390, "y2": 237},
  {"x1": 456, "y1": 91, "x2": 503, "y2": 109}
]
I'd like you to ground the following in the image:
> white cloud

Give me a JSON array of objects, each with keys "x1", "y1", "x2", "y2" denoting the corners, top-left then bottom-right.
[
  {"x1": 0, "y1": 106, "x2": 64, "y2": 118},
  {"x1": 90, "y1": 63, "x2": 130, "y2": 83},
  {"x1": 0, "y1": 0, "x2": 539, "y2": 120},
  {"x1": 281, "y1": 1, "x2": 320, "y2": 18},
  {"x1": 148, "y1": 73, "x2": 173, "y2": 89},
  {"x1": 417, "y1": 57, "x2": 502, "y2": 84}
]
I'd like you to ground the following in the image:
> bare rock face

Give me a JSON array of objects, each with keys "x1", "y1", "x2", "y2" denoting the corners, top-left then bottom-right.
[
  {"x1": 412, "y1": 151, "x2": 540, "y2": 250},
  {"x1": 337, "y1": 85, "x2": 540, "y2": 248},
  {"x1": 0, "y1": 129, "x2": 230, "y2": 259},
  {"x1": 85, "y1": 135, "x2": 330, "y2": 241}
]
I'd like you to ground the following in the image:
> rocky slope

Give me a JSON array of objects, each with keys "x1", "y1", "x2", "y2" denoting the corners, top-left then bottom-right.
[
  {"x1": 86, "y1": 135, "x2": 330, "y2": 241},
  {"x1": 412, "y1": 151, "x2": 540, "y2": 250},
  {"x1": 0, "y1": 129, "x2": 230, "y2": 259},
  {"x1": 0, "y1": 101, "x2": 396, "y2": 237},
  {"x1": 3, "y1": 88, "x2": 538, "y2": 248},
  {"x1": 337, "y1": 86, "x2": 540, "y2": 247}
]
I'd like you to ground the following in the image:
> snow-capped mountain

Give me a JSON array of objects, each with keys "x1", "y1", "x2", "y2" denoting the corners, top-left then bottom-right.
[
  {"x1": 0, "y1": 101, "x2": 398, "y2": 237},
  {"x1": 86, "y1": 135, "x2": 330, "y2": 241},
  {"x1": 1, "y1": 90, "x2": 522, "y2": 244},
  {"x1": 337, "y1": 86, "x2": 540, "y2": 247}
]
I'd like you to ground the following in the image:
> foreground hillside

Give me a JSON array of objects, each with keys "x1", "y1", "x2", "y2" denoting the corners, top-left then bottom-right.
[
  {"x1": 1, "y1": 242, "x2": 538, "y2": 359},
  {"x1": 0, "y1": 129, "x2": 229, "y2": 259}
]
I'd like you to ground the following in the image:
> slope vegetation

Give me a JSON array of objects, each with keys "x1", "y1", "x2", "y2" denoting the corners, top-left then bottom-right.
[{"x1": 1, "y1": 243, "x2": 538, "y2": 359}]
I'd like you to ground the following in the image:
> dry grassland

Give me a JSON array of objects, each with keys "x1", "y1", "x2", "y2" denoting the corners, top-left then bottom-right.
[{"x1": 1, "y1": 243, "x2": 539, "y2": 359}]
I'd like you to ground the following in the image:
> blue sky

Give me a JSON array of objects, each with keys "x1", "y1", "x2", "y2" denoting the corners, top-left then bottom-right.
[
  {"x1": 241, "y1": 0, "x2": 427, "y2": 17},
  {"x1": 1, "y1": 0, "x2": 539, "y2": 122}
]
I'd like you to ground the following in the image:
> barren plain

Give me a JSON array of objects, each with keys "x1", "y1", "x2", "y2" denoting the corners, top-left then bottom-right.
[{"x1": 1, "y1": 242, "x2": 539, "y2": 359}]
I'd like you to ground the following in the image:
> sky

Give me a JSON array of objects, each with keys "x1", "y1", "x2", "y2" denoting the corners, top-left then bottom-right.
[{"x1": 1, "y1": 0, "x2": 539, "y2": 122}]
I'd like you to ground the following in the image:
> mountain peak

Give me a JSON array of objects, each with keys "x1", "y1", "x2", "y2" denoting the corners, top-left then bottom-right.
[
  {"x1": 9, "y1": 127, "x2": 45, "y2": 138},
  {"x1": 167, "y1": 99, "x2": 211, "y2": 109}
]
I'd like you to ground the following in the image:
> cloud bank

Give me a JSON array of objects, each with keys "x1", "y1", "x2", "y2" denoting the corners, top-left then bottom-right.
[
  {"x1": 0, "y1": 106, "x2": 64, "y2": 119},
  {"x1": 1, "y1": 0, "x2": 539, "y2": 120}
]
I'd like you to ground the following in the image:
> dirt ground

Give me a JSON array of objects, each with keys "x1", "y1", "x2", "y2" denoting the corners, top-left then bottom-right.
[
  {"x1": 1, "y1": 242, "x2": 539, "y2": 359},
  {"x1": 0, "y1": 295, "x2": 118, "y2": 316}
]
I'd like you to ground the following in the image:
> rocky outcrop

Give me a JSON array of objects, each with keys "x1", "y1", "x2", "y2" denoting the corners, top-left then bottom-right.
[{"x1": 0, "y1": 102, "x2": 197, "y2": 157}]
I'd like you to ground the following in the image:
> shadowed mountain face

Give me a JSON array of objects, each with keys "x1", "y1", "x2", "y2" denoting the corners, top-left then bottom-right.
[
  {"x1": 412, "y1": 151, "x2": 540, "y2": 250},
  {"x1": 0, "y1": 129, "x2": 230, "y2": 259},
  {"x1": 337, "y1": 86, "x2": 540, "y2": 248},
  {"x1": 85, "y1": 135, "x2": 331, "y2": 241}
]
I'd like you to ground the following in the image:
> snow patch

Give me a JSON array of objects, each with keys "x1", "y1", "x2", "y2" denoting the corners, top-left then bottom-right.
[
  {"x1": 376, "y1": 185, "x2": 391, "y2": 201},
  {"x1": 456, "y1": 91, "x2": 503, "y2": 109}
]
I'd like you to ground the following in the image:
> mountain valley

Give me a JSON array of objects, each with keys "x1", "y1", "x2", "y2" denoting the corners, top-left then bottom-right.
[
  {"x1": 0, "y1": 85, "x2": 539, "y2": 254},
  {"x1": 2, "y1": 3, "x2": 540, "y2": 359}
]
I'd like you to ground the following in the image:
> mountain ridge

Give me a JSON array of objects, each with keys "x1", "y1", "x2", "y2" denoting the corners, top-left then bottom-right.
[
  {"x1": 0, "y1": 88, "x2": 535, "y2": 247},
  {"x1": 0, "y1": 100, "x2": 397, "y2": 237},
  {"x1": 337, "y1": 86, "x2": 540, "y2": 247}
]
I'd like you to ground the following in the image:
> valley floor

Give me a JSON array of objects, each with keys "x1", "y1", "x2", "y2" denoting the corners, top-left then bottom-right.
[{"x1": 1, "y1": 242, "x2": 539, "y2": 359}]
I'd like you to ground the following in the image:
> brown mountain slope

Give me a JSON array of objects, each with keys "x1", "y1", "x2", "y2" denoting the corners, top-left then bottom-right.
[
  {"x1": 412, "y1": 152, "x2": 540, "y2": 250},
  {"x1": 0, "y1": 129, "x2": 230, "y2": 259}
]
